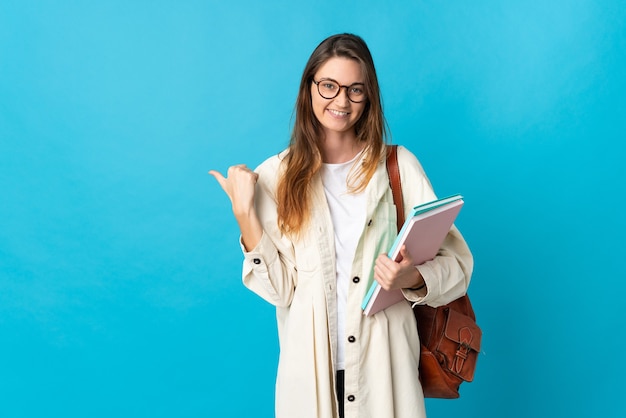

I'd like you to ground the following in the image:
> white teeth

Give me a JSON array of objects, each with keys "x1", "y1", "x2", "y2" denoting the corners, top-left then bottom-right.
[{"x1": 329, "y1": 109, "x2": 348, "y2": 116}]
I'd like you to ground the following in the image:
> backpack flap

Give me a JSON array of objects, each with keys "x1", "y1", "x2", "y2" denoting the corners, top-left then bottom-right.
[{"x1": 440, "y1": 307, "x2": 482, "y2": 382}]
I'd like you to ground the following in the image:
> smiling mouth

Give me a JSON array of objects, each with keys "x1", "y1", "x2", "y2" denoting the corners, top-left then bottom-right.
[{"x1": 328, "y1": 109, "x2": 349, "y2": 117}]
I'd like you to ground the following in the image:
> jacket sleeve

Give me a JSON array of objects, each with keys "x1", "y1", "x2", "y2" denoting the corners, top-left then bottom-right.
[
  {"x1": 395, "y1": 146, "x2": 474, "y2": 307},
  {"x1": 241, "y1": 155, "x2": 297, "y2": 308}
]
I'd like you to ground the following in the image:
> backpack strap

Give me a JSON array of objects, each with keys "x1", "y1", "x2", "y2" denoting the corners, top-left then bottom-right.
[{"x1": 386, "y1": 145, "x2": 405, "y2": 232}]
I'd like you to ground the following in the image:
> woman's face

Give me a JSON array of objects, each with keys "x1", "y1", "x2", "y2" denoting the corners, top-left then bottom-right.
[{"x1": 310, "y1": 57, "x2": 366, "y2": 138}]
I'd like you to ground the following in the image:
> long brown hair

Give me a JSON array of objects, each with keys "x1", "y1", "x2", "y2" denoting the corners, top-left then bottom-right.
[{"x1": 276, "y1": 33, "x2": 388, "y2": 236}]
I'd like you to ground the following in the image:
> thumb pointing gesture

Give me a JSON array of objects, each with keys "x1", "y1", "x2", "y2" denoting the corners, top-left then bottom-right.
[
  {"x1": 208, "y1": 169, "x2": 228, "y2": 191},
  {"x1": 209, "y1": 165, "x2": 258, "y2": 216},
  {"x1": 209, "y1": 165, "x2": 263, "y2": 251}
]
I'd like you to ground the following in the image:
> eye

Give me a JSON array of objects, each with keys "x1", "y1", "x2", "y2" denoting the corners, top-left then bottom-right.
[
  {"x1": 322, "y1": 82, "x2": 337, "y2": 90},
  {"x1": 350, "y1": 86, "x2": 364, "y2": 95}
]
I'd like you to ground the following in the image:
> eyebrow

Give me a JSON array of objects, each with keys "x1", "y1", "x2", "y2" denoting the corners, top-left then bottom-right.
[{"x1": 318, "y1": 77, "x2": 365, "y2": 86}]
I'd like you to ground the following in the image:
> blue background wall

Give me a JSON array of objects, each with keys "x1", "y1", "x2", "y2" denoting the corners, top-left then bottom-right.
[{"x1": 1, "y1": 1, "x2": 625, "y2": 417}]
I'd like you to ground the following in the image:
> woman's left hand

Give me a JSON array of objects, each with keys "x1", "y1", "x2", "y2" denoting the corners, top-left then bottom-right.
[{"x1": 373, "y1": 245, "x2": 424, "y2": 291}]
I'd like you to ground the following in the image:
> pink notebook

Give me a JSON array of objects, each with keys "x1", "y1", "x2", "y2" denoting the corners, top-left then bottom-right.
[{"x1": 362, "y1": 195, "x2": 464, "y2": 316}]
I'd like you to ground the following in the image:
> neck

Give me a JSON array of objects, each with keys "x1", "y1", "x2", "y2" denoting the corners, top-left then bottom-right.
[{"x1": 320, "y1": 131, "x2": 363, "y2": 164}]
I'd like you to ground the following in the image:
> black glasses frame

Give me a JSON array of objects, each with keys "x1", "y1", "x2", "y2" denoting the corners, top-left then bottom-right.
[{"x1": 312, "y1": 78, "x2": 367, "y2": 103}]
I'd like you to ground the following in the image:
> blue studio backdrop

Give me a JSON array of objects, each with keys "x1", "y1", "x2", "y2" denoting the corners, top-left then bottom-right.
[{"x1": 1, "y1": 1, "x2": 625, "y2": 417}]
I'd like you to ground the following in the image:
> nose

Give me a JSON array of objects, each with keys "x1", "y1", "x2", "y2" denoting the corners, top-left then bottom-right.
[{"x1": 335, "y1": 86, "x2": 350, "y2": 104}]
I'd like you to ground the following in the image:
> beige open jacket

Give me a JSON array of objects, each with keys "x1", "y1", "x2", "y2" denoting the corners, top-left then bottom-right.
[{"x1": 241, "y1": 146, "x2": 473, "y2": 418}]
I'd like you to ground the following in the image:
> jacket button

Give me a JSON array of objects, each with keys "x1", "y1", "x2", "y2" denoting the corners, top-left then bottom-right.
[
  {"x1": 352, "y1": 276, "x2": 360, "y2": 283},
  {"x1": 347, "y1": 395, "x2": 355, "y2": 402},
  {"x1": 348, "y1": 336, "x2": 356, "y2": 343},
  {"x1": 253, "y1": 258, "x2": 261, "y2": 264}
]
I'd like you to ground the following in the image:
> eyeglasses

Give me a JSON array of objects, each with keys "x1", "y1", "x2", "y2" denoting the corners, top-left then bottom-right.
[{"x1": 312, "y1": 78, "x2": 367, "y2": 103}]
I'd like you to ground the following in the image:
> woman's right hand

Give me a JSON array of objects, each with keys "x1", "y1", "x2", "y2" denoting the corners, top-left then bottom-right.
[
  {"x1": 209, "y1": 165, "x2": 263, "y2": 251},
  {"x1": 209, "y1": 165, "x2": 259, "y2": 217}
]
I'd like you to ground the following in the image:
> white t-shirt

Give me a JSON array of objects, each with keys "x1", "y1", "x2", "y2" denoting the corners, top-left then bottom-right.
[{"x1": 320, "y1": 154, "x2": 366, "y2": 370}]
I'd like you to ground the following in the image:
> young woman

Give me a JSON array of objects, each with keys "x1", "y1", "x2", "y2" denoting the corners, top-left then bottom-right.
[{"x1": 210, "y1": 33, "x2": 473, "y2": 418}]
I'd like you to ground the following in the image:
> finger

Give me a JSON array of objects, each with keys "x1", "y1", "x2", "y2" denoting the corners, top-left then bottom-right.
[
  {"x1": 227, "y1": 165, "x2": 259, "y2": 183},
  {"x1": 376, "y1": 253, "x2": 396, "y2": 271},
  {"x1": 208, "y1": 170, "x2": 228, "y2": 189},
  {"x1": 398, "y1": 245, "x2": 414, "y2": 265},
  {"x1": 208, "y1": 169, "x2": 225, "y2": 182},
  {"x1": 229, "y1": 164, "x2": 251, "y2": 174},
  {"x1": 374, "y1": 256, "x2": 394, "y2": 279},
  {"x1": 374, "y1": 268, "x2": 393, "y2": 290},
  {"x1": 373, "y1": 265, "x2": 388, "y2": 288}
]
